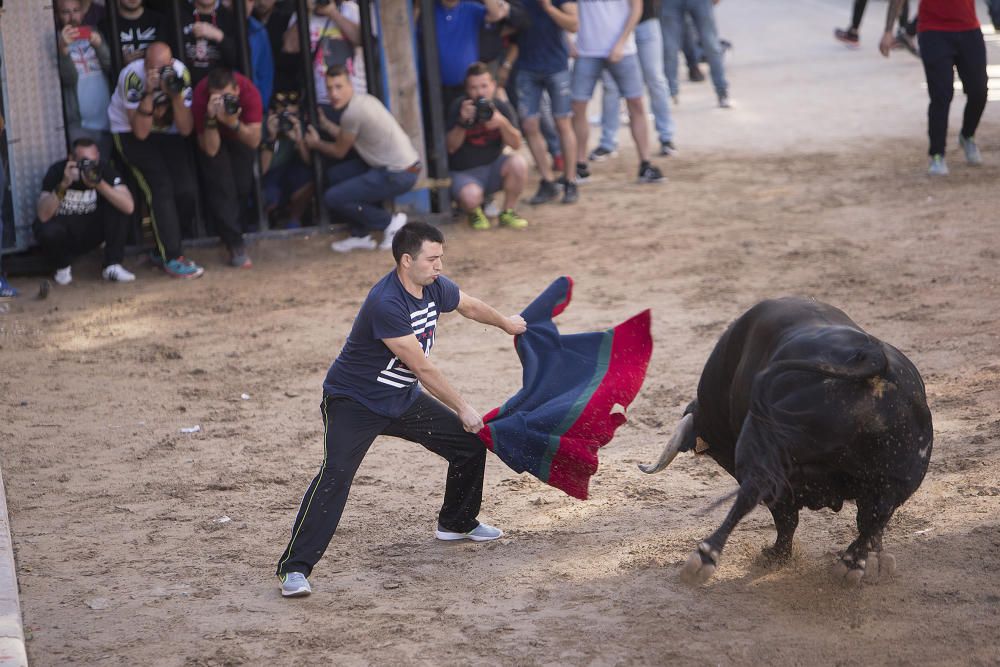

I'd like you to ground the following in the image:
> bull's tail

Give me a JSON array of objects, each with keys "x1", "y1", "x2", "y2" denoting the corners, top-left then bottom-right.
[{"x1": 743, "y1": 339, "x2": 888, "y2": 503}]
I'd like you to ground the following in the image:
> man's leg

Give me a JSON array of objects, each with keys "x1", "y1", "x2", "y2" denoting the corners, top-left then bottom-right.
[
  {"x1": 324, "y1": 168, "x2": 417, "y2": 236},
  {"x1": 383, "y1": 393, "x2": 486, "y2": 534},
  {"x1": 570, "y1": 58, "x2": 603, "y2": 168},
  {"x1": 116, "y1": 133, "x2": 183, "y2": 262},
  {"x1": 851, "y1": 0, "x2": 868, "y2": 32},
  {"x1": 517, "y1": 70, "x2": 556, "y2": 185},
  {"x1": 597, "y1": 71, "x2": 622, "y2": 155},
  {"x1": 636, "y1": 18, "x2": 676, "y2": 148},
  {"x1": 451, "y1": 173, "x2": 486, "y2": 213},
  {"x1": 545, "y1": 69, "x2": 578, "y2": 194},
  {"x1": 953, "y1": 29, "x2": 988, "y2": 145},
  {"x1": 160, "y1": 135, "x2": 199, "y2": 242},
  {"x1": 538, "y1": 93, "x2": 562, "y2": 164},
  {"x1": 688, "y1": 0, "x2": 728, "y2": 101},
  {"x1": 660, "y1": 0, "x2": 684, "y2": 98},
  {"x1": 498, "y1": 154, "x2": 527, "y2": 210},
  {"x1": 275, "y1": 396, "x2": 387, "y2": 578},
  {"x1": 608, "y1": 55, "x2": 652, "y2": 163},
  {"x1": 32, "y1": 216, "x2": 82, "y2": 270},
  {"x1": 196, "y1": 142, "x2": 243, "y2": 251},
  {"x1": 918, "y1": 31, "x2": 956, "y2": 157},
  {"x1": 98, "y1": 202, "x2": 129, "y2": 268}
]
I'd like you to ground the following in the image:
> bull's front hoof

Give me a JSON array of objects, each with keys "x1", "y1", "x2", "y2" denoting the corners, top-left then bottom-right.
[
  {"x1": 861, "y1": 551, "x2": 897, "y2": 584},
  {"x1": 681, "y1": 542, "x2": 718, "y2": 586},
  {"x1": 833, "y1": 551, "x2": 896, "y2": 586}
]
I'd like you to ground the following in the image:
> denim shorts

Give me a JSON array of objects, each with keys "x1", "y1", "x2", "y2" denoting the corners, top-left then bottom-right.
[
  {"x1": 571, "y1": 54, "x2": 644, "y2": 102},
  {"x1": 450, "y1": 154, "x2": 509, "y2": 199},
  {"x1": 515, "y1": 68, "x2": 573, "y2": 119}
]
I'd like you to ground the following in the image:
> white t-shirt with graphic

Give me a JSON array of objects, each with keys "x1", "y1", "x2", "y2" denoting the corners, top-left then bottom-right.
[
  {"x1": 287, "y1": 6, "x2": 363, "y2": 105},
  {"x1": 108, "y1": 59, "x2": 193, "y2": 134},
  {"x1": 576, "y1": 0, "x2": 638, "y2": 59}
]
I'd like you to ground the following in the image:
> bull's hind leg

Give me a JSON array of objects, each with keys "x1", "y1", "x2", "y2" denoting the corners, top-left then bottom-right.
[
  {"x1": 760, "y1": 501, "x2": 798, "y2": 565},
  {"x1": 681, "y1": 484, "x2": 759, "y2": 585},
  {"x1": 833, "y1": 496, "x2": 898, "y2": 586}
]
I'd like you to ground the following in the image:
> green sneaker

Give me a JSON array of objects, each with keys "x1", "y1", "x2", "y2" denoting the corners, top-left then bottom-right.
[
  {"x1": 498, "y1": 209, "x2": 528, "y2": 230},
  {"x1": 468, "y1": 207, "x2": 490, "y2": 231}
]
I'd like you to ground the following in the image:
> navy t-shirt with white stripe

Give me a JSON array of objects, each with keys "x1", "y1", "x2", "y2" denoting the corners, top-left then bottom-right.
[{"x1": 323, "y1": 270, "x2": 461, "y2": 417}]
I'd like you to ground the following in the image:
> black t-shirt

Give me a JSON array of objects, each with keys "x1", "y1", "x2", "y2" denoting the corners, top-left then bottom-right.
[
  {"x1": 41, "y1": 159, "x2": 122, "y2": 217},
  {"x1": 446, "y1": 96, "x2": 517, "y2": 172},
  {"x1": 109, "y1": 8, "x2": 170, "y2": 61},
  {"x1": 182, "y1": 7, "x2": 240, "y2": 85},
  {"x1": 641, "y1": 0, "x2": 661, "y2": 23}
]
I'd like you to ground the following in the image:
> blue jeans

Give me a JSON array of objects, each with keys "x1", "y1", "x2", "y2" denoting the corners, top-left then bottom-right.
[
  {"x1": 661, "y1": 0, "x2": 727, "y2": 98},
  {"x1": 508, "y1": 67, "x2": 562, "y2": 158},
  {"x1": 599, "y1": 18, "x2": 675, "y2": 149},
  {"x1": 571, "y1": 54, "x2": 645, "y2": 102},
  {"x1": 515, "y1": 68, "x2": 573, "y2": 119},
  {"x1": 323, "y1": 159, "x2": 418, "y2": 236}
]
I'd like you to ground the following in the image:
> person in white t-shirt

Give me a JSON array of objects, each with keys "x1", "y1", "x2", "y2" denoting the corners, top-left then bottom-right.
[
  {"x1": 570, "y1": 0, "x2": 663, "y2": 184},
  {"x1": 280, "y1": 0, "x2": 364, "y2": 106}
]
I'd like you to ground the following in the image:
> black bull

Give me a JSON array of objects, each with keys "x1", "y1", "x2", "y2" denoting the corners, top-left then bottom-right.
[{"x1": 641, "y1": 298, "x2": 933, "y2": 585}]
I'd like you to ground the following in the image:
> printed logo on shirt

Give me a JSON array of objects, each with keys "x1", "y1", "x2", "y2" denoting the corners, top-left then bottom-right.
[
  {"x1": 124, "y1": 70, "x2": 145, "y2": 103},
  {"x1": 120, "y1": 26, "x2": 157, "y2": 54},
  {"x1": 59, "y1": 188, "x2": 98, "y2": 216},
  {"x1": 376, "y1": 301, "x2": 438, "y2": 389}
]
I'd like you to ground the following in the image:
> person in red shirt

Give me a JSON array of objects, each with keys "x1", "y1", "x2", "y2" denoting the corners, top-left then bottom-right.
[
  {"x1": 193, "y1": 67, "x2": 263, "y2": 267},
  {"x1": 880, "y1": 0, "x2": 987, "y2": 176}
]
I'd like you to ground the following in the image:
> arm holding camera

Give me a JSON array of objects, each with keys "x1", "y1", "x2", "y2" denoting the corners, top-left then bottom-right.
[
  {"x1": 199, "y1": 93, "x2": 262, "y2": 156},
  {"x1": 446, "y1": 98, "x2": 477, "y2": 154},
  {"x1": 37, "y1": 159, "x2": 133, "y2": 222},
  {"x1": 92, "y1": 169, "x2": 135, "y2": 216},
  {"x1": 304, "y1": 121, "x2": 355, "y2": 160},
  {"x1": 37, "y1": 160, "x2": 78, "y2": 223},
  {"x1": 484, "y1": 103, "x2": 521, "y2": 150}
]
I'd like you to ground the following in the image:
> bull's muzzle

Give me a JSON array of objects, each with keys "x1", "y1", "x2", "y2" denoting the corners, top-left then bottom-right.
[{"x1": 639, "y1": 413, "x2": 694, "y2": 474}]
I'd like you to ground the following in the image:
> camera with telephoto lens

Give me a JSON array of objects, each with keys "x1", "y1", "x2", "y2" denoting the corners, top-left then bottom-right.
[
  {"x1": 77, "y1": 158, "x2": 100, "y2": 185},
  {"x1": 159, "y1": 65, "x2": 184, "y2": 94},
  {"x1": 278, "y1": 111, "x2": 296, "y2": 135},
  {"x1": 222, "y1": 93, "x2": 241, "y2": 116},
  {"x1": 474, "y1": 97, "x2": 494, "y2": 123}
]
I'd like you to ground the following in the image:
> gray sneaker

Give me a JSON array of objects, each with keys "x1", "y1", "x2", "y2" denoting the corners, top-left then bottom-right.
[
  {"x1": 928, "y1": 154, "x2": 949, "y2": 176},
  {"x1": 959, "y1": 134, "x2": 982, "y2": 166},
  {"x1": 280, "y1": 571, "x2": 312, "y2": 597},
  {"x1": 435, "y1": 522, "x2": 504, "y2": 542}
]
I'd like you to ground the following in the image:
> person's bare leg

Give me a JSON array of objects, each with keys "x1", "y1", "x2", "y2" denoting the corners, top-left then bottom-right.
[
  {"x1": 523, "y1": 116, "x2": 555, "y2": 183},
  {"x1": 625, "y1": 96, "x2": 651, "y2": 163},
  {"x1": 555, "y1": 116, "x2": 577, "y2": 182},
  {"x1": 500, "y1": 155, "x2": 528, "y2": 210},
  {"x1": 458, "y1": 183, "x2": 485, "y2": 212},
  {"x1": 572, "y1": 100, "x2": 590, "y2": 166}
]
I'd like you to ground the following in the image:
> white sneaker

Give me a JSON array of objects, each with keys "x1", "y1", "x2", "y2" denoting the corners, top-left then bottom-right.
[
  {"x1": 54, "y1": 266, "x2": 72, "y2": 286},
  {"x1": 280, "y1": 572, "x2": 312, "y2": 598},
  {"x1": 102, "y1": 263, "x2": 136, "y2": 282},
  {"x1": 483, "y1": 201, "x2": 500, "y2": 218},
  {"x1": 331, "y1": 235, "x2": 377, "y2": 253},
  {"x1": 379, "y1": 212, "x2": 408, "y2": 251},
  {"x1": 435, "y1": 522, "x2": 504, "y2": 542}
]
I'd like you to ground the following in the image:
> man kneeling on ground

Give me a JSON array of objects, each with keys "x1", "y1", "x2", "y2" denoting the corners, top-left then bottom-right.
[
  {"x1": 304, "y1": 65, "x2": 417, "y2": 253},
  {"x1": 34, "y1": 137, "x2": 136, "y2": 285},
  {"x1": 447, "y1": 62, "x2": 529, "y2": 231}
]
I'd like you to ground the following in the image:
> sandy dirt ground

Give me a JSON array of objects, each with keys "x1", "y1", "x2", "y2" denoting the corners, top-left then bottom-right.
[{"x1": 3, "y1": 2, "x2": 1000, "y2": 666}]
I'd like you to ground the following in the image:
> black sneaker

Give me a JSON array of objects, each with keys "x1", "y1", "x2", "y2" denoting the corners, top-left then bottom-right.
[
  {"x1": 660, "y1": 141, "x2": 677, "y2": 156},
  {"x1": 528, "y1": 179, "x2": 560, "y2": 206},
  {"x1": 834, "y1": 28, "x2": 859, "y2": 45},
  {"x1": 576, "y1": 162, "x2": 591, "y2": 183},
  {"x1": 587, "y1": 146, "x2": 616, "y2": 162},
  {"x1": 562, "y1": 180, "x2": 579, "y2": 204},
  {"x1": 688, "y1": 66, "x2": 705, "y2": 82},
  {"x1": 638, "y1": 162, "x2": 664, "y2": 184}
]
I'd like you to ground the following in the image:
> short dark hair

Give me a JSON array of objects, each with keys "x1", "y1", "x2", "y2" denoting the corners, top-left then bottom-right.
[
  {"x1": 206, "y1": 67, "x2": 236, "y2": 91},
  {"x1": 325, "y1": 64, "x2": 350, "y2": 81},
  {"x1": 71, "y1": 137, "x2": 97, "y2": 151},
  {"x1": 392, "y1": 221, "x2": 443, "y2": 263},
  {"x1": 464, "y1": 61, "x2": 491, "y2": 83}
]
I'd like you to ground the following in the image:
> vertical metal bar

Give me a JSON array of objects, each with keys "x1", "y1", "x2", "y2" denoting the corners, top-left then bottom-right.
[
  {"x1": 231, "y1": 0, "x2": 266, "y2": 231},
  {"x1": 169, "y1": 0, "x2": 185, "y2": 63},
  {"x1": 358, "y1": 0, "x2": 381, "y2": 101},
  {"x1": 296, "y1": 0, "x2": 326, "y2": 225},
  {"x1": 417, "y1": 0, "x2": 448, "y2": 212},
  {"x1": 105, "y1": 2, "x2": 123, "y2": 81}
]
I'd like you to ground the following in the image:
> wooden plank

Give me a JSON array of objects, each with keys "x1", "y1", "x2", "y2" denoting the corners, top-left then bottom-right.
[{"x1": 378, "y1": 0, "x2": 427, "y2": 180}]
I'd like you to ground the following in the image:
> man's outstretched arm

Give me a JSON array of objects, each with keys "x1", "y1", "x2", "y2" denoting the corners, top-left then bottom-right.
[
  {"x1": 383, "y1": 335, "x2": 485, "y2": 433},
  {"x1": 880, "y1": 0, "x2": 908, "y2": 56},
  {"x1": 456, "y1": 291, "x2": 527, "y2": 335}
]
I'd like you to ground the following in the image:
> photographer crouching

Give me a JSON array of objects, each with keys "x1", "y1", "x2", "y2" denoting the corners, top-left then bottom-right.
[
  {"x1": 193, "y1": 67, "x2": 263, "y2": 268},
  {"x1": 34, "y1": 137, "x2": 136, "y2": 286},
  {"x1": 260, "y1": 90, "x2": 314, "y2": 230},
  {"x1": 447, "y1": 62, "x2": 529, "y2": 231}
]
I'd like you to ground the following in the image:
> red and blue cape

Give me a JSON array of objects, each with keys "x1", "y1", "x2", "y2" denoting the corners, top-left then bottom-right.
[{"x1": 478, "y1": 277, "x2": 652, "y2": 500}]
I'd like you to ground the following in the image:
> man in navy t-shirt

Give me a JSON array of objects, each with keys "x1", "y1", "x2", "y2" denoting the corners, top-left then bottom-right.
[
  {"x1": 431, "y1": 0, "x2": 510, "y2": 112},
  {"x1": 276, "y1": 221, "x2": 527, "y2": 598}
]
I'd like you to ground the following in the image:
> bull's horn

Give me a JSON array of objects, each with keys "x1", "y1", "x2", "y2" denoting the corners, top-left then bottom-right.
[{"x1": 639, "y1": 413, "x2": 694, "y2": 474}]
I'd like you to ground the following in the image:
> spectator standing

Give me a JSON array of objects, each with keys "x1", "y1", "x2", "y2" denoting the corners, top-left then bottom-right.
[
  {"x1": 33, "y1": 138, "x2": 136, "y2": 286},
  {"x1": 109, "y1": 41, "x2": 204, "y2": 278},
  {"x1": 515, "y1": 0, "x2": 580, "y2": 206},
  {"x1": 56, "y1": 0, "x2": 114, "y2": 158},
  {"x1": 590, "y1": 0, "x2": 676, "y2": 162},
  {"x1": 245, "y1": 0, "x2": 275, "y2": 106},
  {"x1": 430, "y1": 0, "x2": 510, "y2": 112},
  {"x1": 182, "y1": 0, "x2": 240, "y2": 86},
  {"x1": 193, "y1": 68, "x2": 263, "y2": 268},
  {"x1": 260, "y1": 90, "x2": 314, "y2": 229},
  {"x1": 254, "y1": 0, "x2": 297, "y2": 93},
  {"x1": 660, "y1": 0, "x2": 729, "y2": 107},
  {"x1": 282, "y1": 0, "x2": 362, "y2": 108},
  {"x1": 836, "y1": 0, "x2": 917, "y2": 55},
  {"x1": 447, "y1": 62, "x2": 529, "y2": 231},
  {"x1": 880, "y1": 0, "x2": 988, "y2": 175},
  {"x1": 107, "y1": 0, "x2": 171, "y2": 65},
  {"x1": 303, "y1": 66, "x2": 417, "y2": 253},
  {"x1": 80, "y1": 0, "x2": 106, "y2": 27},
  {"x1": 572, "y1": 0, "x2": 663, "y2": 183}
]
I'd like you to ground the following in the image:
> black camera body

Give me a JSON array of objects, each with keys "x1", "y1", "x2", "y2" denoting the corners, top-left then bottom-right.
[
  {"x1": 159, "y1": 65, "x2": 184, "y2": 94},
  {"x1": 222, "y1": 93, "x2": 241, "y2": 116},
  {"x1": 77, "y1": 158, "x2": 100, "y2": 185},
  {"x1": 474, "y1": 97, "x2": 494, "y2": 123},
  {"x1": 278, "y1": 110, "x2": 296, "y2": 135}
]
